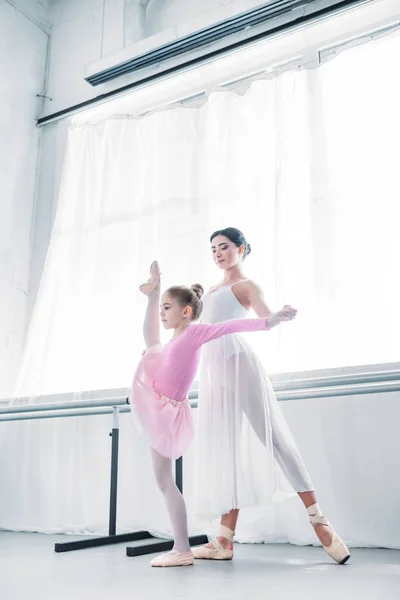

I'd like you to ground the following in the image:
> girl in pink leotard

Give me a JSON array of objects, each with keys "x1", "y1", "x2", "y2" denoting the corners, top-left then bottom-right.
[{"x1": 129, "y1": 261, "x2": 296, "y2": 567}]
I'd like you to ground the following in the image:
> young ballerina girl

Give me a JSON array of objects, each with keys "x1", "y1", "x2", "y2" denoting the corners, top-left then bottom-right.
[{"x1": 129, "y1": 261, "x2": 297, "y2": 567}]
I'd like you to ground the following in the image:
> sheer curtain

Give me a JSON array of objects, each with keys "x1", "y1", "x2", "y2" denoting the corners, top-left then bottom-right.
[{"x1": 0, "y1": 32, "x2": 399, "y2": 545}]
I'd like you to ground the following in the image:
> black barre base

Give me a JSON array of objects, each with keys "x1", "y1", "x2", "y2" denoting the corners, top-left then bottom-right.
[
  {"x1": 54, "y1": 531, "x2": 208, "y2": 555},
  {"x1": 54, "y1": 531, "x2": 153, "y2": 553},
  {"x1": 126, "y1": 534, "x2": 208, "y2": 557}
]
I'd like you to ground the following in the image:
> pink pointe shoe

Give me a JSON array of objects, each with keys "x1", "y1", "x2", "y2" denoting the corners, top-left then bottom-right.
[
  {"x1": 139, "y1": 261, "x2": 161, "y2": 296},
  {"x1": 150, "y1": 550, "x2": 194, "y2": 567},
  {"x1": 307, "y1": 503, "x2": 350, "y2": 564},
  {"x1": 192, "y1": 525, "x2": 234, "y2": 560}
]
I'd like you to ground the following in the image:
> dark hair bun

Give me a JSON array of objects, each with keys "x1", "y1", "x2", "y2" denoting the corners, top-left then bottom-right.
[
  {"x1": 246, "y1": 243, "x2": 252, "y2": 257},
  {"x1": 191, "y1": 283, "x2": 204, "y2": 299}
]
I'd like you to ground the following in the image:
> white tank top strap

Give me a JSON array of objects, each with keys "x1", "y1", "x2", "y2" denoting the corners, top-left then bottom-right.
[{"x1": 230, "y1": 279, "x2": 249, "y2": 288}]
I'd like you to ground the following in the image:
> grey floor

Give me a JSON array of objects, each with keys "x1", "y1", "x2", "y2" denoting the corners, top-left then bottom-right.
[{"x1": 1, "y1": 532, "x2": 399, "y2": 600}]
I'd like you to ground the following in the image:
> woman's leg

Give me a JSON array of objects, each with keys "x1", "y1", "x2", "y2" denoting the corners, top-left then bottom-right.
[
  {"x1": 212, "y1": 509, "x2": 239, "y2": 551},
  {"x1": 271, "y1": 414, "x2": 349, "y2": 562},
  {"x1": 296, "y1": 492, "x2": 330, "y2": 546},
  {"x1": 206, "y1": 445, "x2": 342, "y2": 554},
  {"x1": 271, "y1": 427, "x2": 332, "y2": 546},
  {"x1": 238, "y1": 366, "x2": 335, "y2": 550}
]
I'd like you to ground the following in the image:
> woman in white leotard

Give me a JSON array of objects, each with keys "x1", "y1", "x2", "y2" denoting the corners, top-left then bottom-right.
[{"x1": 192, "y1": 227, "x2": 349, "y2": 565}]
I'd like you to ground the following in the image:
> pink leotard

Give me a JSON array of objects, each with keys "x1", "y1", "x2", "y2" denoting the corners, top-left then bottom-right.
[{"x1": 131, "y1": 317, "x2": 269, "y2": 458}]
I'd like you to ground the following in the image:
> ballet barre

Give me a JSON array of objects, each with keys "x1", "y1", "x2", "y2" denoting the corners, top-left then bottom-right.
[
  {"x1": 0, "y1": 397, "x2": 207, "y2": 556},
  {"x1": 270, "y1": 368, "x2": 400, "y2": 394},
  {"x1": 1, "y1": 364, "x2": 400, "y2": 421}
]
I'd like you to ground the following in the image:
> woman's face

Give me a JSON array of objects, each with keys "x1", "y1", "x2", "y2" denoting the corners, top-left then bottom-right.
[{"x1": 211, "y1": 235, "x2": 243, "y2": 270}]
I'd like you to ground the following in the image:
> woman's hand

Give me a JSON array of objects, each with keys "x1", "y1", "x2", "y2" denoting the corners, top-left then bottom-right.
[{"x1": 266, "y1": 305, "x2": 297, "y2": 328}]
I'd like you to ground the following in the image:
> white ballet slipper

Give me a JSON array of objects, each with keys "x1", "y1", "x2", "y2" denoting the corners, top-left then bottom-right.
[
  {"x1": 139, "y1": 261, "x2": 161, "y2": 295},
  {"x1": 192, "y1": 525, "x2": 234, "y2": 560},
  {"x1": 307, "y1": 503, "x2": 350, "y2": 564},
  {"x1": 150, "y1": 550, "x2": 194, "y2": 567}
]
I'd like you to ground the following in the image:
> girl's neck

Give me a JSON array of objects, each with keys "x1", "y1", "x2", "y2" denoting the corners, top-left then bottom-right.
[{"x1": 172, "y1": 322, "x2": 191, "y2": 339}]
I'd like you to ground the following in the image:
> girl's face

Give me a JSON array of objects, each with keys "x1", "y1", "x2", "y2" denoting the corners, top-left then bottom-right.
[
  {"x1": 159, "y1": 292, "x2": 191, "y2": 329},
  {"x1": 211, "y1": 235, "x2": 244, "y2": 270}
]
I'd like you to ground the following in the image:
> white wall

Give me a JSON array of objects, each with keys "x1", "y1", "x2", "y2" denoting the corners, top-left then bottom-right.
[
  {"x1": 4, "y1": 0, "x2": 50, "y2": 24},
  {"x1": 0, "y1": 0, "x2": 49, "y2": 398},
  {"x1": 45, "y1": 0, "x2": 107, "y2": 116},
  {"x1": 146, "y1": 0, "x2": 248, "y2": 35}
]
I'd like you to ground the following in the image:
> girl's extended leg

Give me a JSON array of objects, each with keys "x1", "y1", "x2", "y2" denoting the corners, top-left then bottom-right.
[{"x1": 141, "y1": 261, "x2": 161, "y2": 348}]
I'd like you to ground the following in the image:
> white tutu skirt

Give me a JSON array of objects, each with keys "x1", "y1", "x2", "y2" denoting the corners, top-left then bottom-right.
[
  {"x1": 129, "y1": 345, "x2": 194, "y2": 460},
  {"x1": 193, "y1": 333, "x2": 313, "y2": 519}
]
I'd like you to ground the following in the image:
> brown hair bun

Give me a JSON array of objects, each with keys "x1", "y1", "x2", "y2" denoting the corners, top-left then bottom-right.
[{"x1": 191, "y1": 283, "x2": 204, "y2": 300}]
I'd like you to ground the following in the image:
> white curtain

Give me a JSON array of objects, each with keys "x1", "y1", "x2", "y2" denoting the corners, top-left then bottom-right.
[{"x1": 1, "y1": 32, "x2": 400, "y2": 546}]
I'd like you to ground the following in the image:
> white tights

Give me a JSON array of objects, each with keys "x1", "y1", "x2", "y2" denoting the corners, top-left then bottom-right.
[{"x1": 151, "y1": 448, "x2": 190, "y2": 553}]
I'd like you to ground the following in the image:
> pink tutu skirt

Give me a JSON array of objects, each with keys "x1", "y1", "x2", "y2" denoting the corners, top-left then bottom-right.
[{"x1": 129, "y1": 345, "x2": 194, "y2": 459}]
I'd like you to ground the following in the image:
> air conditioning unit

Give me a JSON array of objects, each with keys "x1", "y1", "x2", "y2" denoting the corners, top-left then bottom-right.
[{"x1": 85, "y1": 0, "x2": 364, "y2": 87}]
